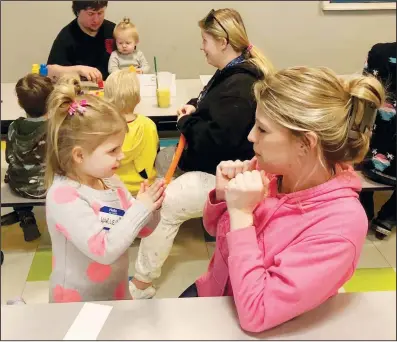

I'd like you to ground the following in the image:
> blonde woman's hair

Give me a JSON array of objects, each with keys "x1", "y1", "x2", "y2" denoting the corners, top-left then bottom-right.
[
  {"x1": 114, "y1": 17, "x2": 139, "y2": 43},
  {"x1": 199, "y1": 8, "x2": 274, "y2": 78},
  {"x1": 45, "y1": 75, "x2": 128, "y2": 188},
  {"x1": 254, "y1": 66, "x2": 385, "y2": 168},
  {"x1": 104, "y1": 69, "x2": 141, "y2": 114}
]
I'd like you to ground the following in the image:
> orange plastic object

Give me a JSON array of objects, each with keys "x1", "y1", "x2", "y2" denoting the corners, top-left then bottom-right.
[
  {"x1": 164, "y1": 135, "x2": 186, "y2": 185},
  {"x1": 97, "y1": 80, "x2": 104, "y2": 88}
]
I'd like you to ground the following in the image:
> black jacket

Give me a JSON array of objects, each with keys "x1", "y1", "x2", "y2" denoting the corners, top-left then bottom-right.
[
  {"x1": 361, "y1": 42, "x2": 396, "y2": 186},
  {"x1": 177, "y1": 61, "x2": 263, "y2": 175}
]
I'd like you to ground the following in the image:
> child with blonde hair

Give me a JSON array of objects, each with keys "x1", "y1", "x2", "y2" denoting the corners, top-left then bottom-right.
[
  {"x1": 45, "y1": 75, "x2": 165, "y2": 303},
  {"x1": 108, "y1": 17, "x2": 150, "y2": 74},
  {"x1": 104, "y1": 69, "x2": 159, "y2": 196}
]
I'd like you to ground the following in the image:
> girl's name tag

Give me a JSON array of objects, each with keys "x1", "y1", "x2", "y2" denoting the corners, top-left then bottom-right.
[{"x1": 99, "y1": 206, "x2": 125, "y2": 231}]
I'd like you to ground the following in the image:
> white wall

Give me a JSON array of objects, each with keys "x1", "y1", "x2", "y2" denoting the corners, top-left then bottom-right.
[{"x1": 1, "y1": 1, "x2": 395, "y2": 82}]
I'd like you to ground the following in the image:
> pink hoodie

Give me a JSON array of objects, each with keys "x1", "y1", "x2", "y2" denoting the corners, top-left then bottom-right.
[{"x1": 196, "y1": 164, "x2": 367, "y2": 333}]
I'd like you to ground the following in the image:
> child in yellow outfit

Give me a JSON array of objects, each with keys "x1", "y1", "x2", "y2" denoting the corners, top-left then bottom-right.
[{"x1": 104, "y1": 69, "x2": 159, "y2": 195}]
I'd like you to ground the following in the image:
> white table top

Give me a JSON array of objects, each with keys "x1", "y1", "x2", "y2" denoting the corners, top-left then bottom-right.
[
  {"x1": 0, "y1": 79, "x2": 203, "y2": 121},
  {"x1": 1, "y1": 292, "x2": 395, "y2": 340}
]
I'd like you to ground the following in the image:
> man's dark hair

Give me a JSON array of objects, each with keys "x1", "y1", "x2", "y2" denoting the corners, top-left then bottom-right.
[{"x1": 72, "y1": 1, "x2": 108, "y2": 16}]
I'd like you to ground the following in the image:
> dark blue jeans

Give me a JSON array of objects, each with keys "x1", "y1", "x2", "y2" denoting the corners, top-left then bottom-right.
[
  {"x1": 360, "y1": 190, "x2": 396, "y2": 221},
  {"x1": 179, "y1": 283, "x2": 199, "y2": 298}
]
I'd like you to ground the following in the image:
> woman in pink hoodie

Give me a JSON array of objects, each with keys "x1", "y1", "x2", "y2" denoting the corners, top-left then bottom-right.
[{"x1": 179, "y1": 67, "x2": 385, "y2": 333}]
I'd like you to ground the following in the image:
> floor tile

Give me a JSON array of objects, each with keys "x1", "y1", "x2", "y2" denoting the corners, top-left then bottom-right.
[
  {"x1": 1, "y1": 206, "x2": 47, "y2": 252},
  {"x1": 356, "y1": 244, "x2": 391, "y2": 269},
  {"x1": 27, "y1": 249, "x2": 52, "y2": 282},
  {"x1": 373, "y1": 230, "x2": 396, "y2": 268},
  {"x1": 365, "y1": 230, "x2": 378, "y2": 244},
  {"x1": 1, "y1": 250, "x2": 35, "y2": 304},
  {"x1": 22, "y1": 281, "x2": 50, "y2": 304},
  {"x1": 343, "y1": 268, "x2": 396, "y2": 292},
  {"x1": 1, "y1": 222, "x2": 40, "y2": 251},
  {"x1": 154, "y1": 260, "x2": 209, "y2": 299}
]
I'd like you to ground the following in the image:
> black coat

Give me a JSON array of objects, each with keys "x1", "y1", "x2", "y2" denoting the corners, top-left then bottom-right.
[
  {"x1": 362, "y1": 42, "x2": 396, "y2": 186},
  {"x1": 177, "y1": 61, "x2": 263, "y2": 175}
]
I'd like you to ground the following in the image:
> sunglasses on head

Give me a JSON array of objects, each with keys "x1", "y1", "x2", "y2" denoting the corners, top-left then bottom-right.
[{"x1": 204, "y1": 9, "x2": 229, "y2": 44}]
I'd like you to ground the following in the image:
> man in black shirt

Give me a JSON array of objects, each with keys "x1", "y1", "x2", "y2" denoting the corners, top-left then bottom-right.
[{"x1": 47, "y1": 1, "x2": 115, "y2": 81}]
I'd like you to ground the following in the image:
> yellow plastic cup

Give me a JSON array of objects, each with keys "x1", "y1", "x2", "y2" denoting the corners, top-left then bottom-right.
[
  {"x1": 156, "y1": 88, "x2": 171, "y2": 108},
  {"x1": 156, "y1": 72, "x2": 172, "y2": 108}
]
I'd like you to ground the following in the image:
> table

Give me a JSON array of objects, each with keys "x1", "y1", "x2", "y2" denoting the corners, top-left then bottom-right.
[
  {"x1": 357, "y1": 171, "x2": 394, "y2": 191},
  {"x1": 0, "y1": 79, "x2": 203, "y2": 133},
  {"x1": 1, "y1": 292, "x2": 395, "y2": 340}
]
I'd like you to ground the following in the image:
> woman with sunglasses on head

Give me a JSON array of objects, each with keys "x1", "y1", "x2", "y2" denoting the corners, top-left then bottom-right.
[{"x1": 129, "y1": 8, "x2": 274, "y2": 299}]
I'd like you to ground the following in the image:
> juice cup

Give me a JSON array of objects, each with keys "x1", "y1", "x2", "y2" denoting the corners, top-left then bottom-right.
[{"x1": 156, "y1": 72, "x2": 172, "y2": 108}]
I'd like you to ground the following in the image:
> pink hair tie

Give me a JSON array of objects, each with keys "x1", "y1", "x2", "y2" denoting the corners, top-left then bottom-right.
[
  {"x1": 246, "y1": 44, "x2": 253, "y2": 52},
  {"x1": 68, "y1": 100, "x2": 88, "y2": 116}
]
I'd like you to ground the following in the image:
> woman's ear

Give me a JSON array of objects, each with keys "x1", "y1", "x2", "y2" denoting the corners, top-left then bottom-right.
[
  {"x1": 298, "y1": 132, "x2": 318, "y2": 156},
  {"x1": 219, "y1": 37, "x2": 228, "y2": 51},
  {"x1": 305, "y1": 132, "x2": 318, "y2": 151}
]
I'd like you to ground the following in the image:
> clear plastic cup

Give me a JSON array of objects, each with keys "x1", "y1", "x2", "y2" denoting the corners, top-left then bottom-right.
[{"x1": 156, "y1": 72, "x2": 172, "y2": 108}]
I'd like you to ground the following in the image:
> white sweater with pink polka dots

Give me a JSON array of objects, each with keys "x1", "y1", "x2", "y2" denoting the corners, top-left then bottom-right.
[{"x1": 46, "y1": 175, "x2": 153, "y2": 303}]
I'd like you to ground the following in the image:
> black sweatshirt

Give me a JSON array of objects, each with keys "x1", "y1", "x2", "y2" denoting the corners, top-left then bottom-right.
[
  {"x1": 177, "y1": 61, "x2": 263, "y2": 175},
  {"x1": 47, "y1": 19, "x2": 115, "y2": 80},
  {"x1": 362, "y1": 42, "x2": 396, "y2": 186}
]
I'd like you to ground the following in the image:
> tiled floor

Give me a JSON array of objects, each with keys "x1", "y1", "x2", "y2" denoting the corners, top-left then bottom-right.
[{"x1": 1, "y1": 141, "x2": 396, "y2": 304}]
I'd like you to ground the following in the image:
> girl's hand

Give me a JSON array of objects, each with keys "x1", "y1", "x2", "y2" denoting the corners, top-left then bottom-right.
[
  {"x1": 225, "y1": 170, "x2": 269, "y2": 230},
  {"x1": 136, "y1": 179, "x2": 166, "y2": 211},
  {"x1": 215, "y1": 158, "x2": 257, "y2": 201},
  {"x1": 138, "y1": 180, "x2": 150, "y2": 194}
]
